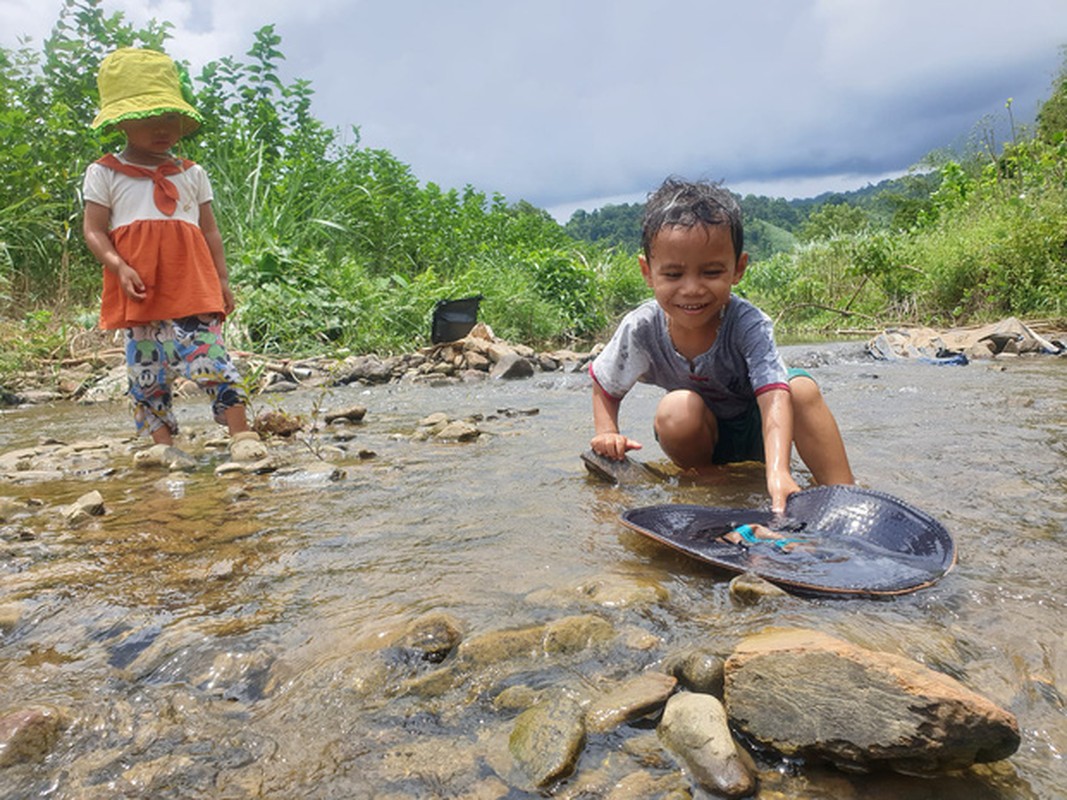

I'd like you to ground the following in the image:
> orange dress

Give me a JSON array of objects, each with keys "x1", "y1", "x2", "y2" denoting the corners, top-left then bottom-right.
[{"x1": 83, "y1": 154, "x2": 225, "y2": 330}]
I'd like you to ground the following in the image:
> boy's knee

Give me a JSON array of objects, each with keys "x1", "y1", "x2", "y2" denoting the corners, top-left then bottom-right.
[
  {"x1": 789, "y1": 375, "x2": 823, "y2": 408},
  {"x1": 655, "y1": 390, "x2": 715, "y2": 440}
]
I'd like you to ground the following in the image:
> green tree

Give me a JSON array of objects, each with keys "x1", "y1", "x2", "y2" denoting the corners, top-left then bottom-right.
[
  {"x1": 0, "y1": 0, "x2": 173, "y2": 305},
  {"x1": 1036, "y1": 46, "x2": 1067, "y2": 143},
  {"x1": 798, "y1": 203, "x2": 870, "y2": 242}
]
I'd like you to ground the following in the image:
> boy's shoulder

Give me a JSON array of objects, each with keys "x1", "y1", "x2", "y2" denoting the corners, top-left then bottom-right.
[
  {"x1": 610, "y1": 299, "x2": 665, "y2": 342},
  {"x1": 727, "y1": 295, "x2": 775, "y2": 328},
  {"x1": 620, "y1": 298, "x2": 663, "y2": 325}
]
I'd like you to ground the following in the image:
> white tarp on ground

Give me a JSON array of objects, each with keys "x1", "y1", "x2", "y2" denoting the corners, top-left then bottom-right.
[{"x1": 867, "y1": 317, "x2": 1065, "y2": 362}]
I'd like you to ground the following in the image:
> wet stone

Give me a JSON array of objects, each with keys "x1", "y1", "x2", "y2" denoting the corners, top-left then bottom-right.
[
  {"x1": 323, "y1": 404, "x2": 367, "y2": 424},
  {"x1": 418, "y1": 412, "x2": 449, "y2": 428},
  {"x1": 214, "y1": 458, "x2": 276, "y2": 477},
  {"x1": 729, "y1": 571, "x2": 789, "y2": 604},
  {"x1": 508, "y1": 695, "x2": 586, "y2": 789},
  {"x1": 493, "y1": 685, "x2": 544, "y2": 712},
  {"x1": 433, "y1": 420, "x2": 481, "y2": 442},
  {"x1": 576, "y1": 575, "x2": 669, "y2": 608},
  {"x1": 618, "y1": 624, "x2": 663, "y2": 651},
  {"x1": 399, "y1": 665, "x2": 460, "y2": 698},
  {"x1": 0, "y1": 602, "x2": 24, "y2": 634},
  {"x1": 621, "y1": 731, "x2": 674, "y2": 770},
  {"x1": 542, "y1": 614, "x2": 614, "y2": 654},
  {"x1": 0, "y1": 497, "x2": 26, "y2": 521},
  {"x1": 584, "y1": 671, "x2": 678, "y2": 733},
  {"x1": 662, "y1": 647, "x2": 726, "y2": 697},
  {"x1": 69, "y1": 489, "x2": 106, "y2": 517},
  {"x1": 194, "y1": 650, "x2": 275, "y2": 702},
  {"x1": 394, "y1": 611, "x2": 464, "y2": 663},
  {"x1": 490, "y1": 352, "x2": 535, "y2": 380},
  {"x1": 658, "y1": 692, "x2": 757, "y2": 799},
  {"x1": 0, "y1": 705, "x2": 68, "y2": 767},
  {"x1": 133, "y1": 444, "x2": 197, "y2": 471},
  {"x1": 584, "y1": 674, "x2": 674, "y2": 738},
  {"x1": 724, "y1": 628, "x2": 1022, "y2": 775},
  {"x1": 604, "y1": 770, "x2": 690, "y2": 800},
  {"x1": 457, "y1": 625, "x2": 545, "y2": 667},
  {"x1": 378, "y1": 737, "x2": 483, "y2": 790}
]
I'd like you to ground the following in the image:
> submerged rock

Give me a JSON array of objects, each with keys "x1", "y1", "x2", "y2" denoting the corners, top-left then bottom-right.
[
  {"x1": 728, "y1": 571, "x2": 789, "y2": 604},
  {"x1": 392, "y1": 611, "x2": 464, "y2": 663},
  {"x1": 0, "y1": 602, "x2": 24, "y2": 634},
  {"x1": 0, "y1": 705, "x2": 68, "y2": 767},
  {"x1": 457, "y1": 625, "x2": 546, "y2": 667},
  {"x1": 0, "y1": 439, "x2": 120, "y2": 482},
  {"x1": 584, "y1": 671, "x2": 677, "y2": 733},
  {"x1": 542, "y1": 614, "x2": 614, "y2": 654},
  {"x1": 508, "y1": 695, "x2": 585, "y2": 789},
  {"x1": 134, "y1": 444, "x2": 196, "y2": 472},
  {"x1": 724, "y1": 628, "x2": 1021, "y2": 775},
  {"x1": 457, "y1": 614, "x2": 615, "y2": 668},
  {"x1": 604, "y1": 770, "x2": 689, "y2": 800}
]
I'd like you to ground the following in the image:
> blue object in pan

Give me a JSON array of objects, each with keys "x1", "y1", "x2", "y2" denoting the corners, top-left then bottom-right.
[{"x1": 619, "y1": 485, "x2": 957, "y2": 598}]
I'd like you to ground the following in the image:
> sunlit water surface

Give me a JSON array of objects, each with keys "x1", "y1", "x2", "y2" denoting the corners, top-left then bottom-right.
[{"x1": 0, "y1": 343, "x2": 1064, "y2": 798}]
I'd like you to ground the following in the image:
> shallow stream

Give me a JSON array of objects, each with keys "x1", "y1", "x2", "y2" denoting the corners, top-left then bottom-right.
[{"x1": 1, "y1": 342, "x2": 1064, "y2": 798}]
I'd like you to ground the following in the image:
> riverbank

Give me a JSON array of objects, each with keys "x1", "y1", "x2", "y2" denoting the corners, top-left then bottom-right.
[{"x1": 3, "y1": 316, "x2": 1064, "y2": 410}]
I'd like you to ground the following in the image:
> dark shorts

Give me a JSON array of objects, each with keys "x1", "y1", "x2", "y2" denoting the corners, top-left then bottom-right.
[{"x1": 711, "y1": 368, "x2": 813, "y2": 465}]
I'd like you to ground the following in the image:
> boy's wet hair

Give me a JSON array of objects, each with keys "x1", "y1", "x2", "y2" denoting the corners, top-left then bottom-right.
[{"x1": 641, "y1": 177, "x2": 743, "y2": 262}]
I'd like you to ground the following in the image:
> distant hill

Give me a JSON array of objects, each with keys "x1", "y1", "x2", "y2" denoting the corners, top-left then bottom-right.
[{"x1": 562, "y1": 172, "x2": 940, "y2": 260}]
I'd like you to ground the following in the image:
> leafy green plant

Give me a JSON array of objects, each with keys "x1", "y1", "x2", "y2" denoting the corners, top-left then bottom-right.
[{"x1": 2, "y1": 0, "x2": 1063, "y2": 365}]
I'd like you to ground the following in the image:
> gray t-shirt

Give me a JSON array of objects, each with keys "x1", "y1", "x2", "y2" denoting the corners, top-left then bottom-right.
[{"x1": 590, "y1": 297, "x2": 789, "y2": 420}]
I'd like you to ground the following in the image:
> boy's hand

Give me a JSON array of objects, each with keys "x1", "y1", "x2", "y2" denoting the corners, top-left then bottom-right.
[
  {"x1": 117, "y1": 263, "x2": 146, "y2": 301},
  {"x1": 591, "y1": 432, "x2": 642, "y2": 461},
  {"x1": 767, "y1": 469, "x2": 801, "y2": 516}
]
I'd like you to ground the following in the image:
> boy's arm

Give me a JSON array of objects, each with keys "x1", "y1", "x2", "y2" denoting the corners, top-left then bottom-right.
[
  {"x1": 199, "y1": 201, "x2": 234, "y2": 315},
  {"x1": 83, "y1": 201, "x2": 146, "y2": 302},
  {"x1": 756, "y1": 388, "x2": 801, "y2": 514},
  {"x1": 591, "y1": 381, "x2": 642, "y2": 460}
]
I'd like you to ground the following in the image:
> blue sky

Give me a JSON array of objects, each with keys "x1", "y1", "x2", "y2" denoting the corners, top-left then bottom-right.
[{"x1": 4, "y1": 0, "x2": 1065, "y2": 219}]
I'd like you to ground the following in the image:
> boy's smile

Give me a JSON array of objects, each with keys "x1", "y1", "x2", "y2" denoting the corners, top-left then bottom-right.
[{"x1": 640, "y1": 223, "x2": 748, "y2": 357}]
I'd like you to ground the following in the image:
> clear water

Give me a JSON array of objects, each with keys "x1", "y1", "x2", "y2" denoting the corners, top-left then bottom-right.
[{"x1": 0, "y1": 343, "x2": 1063, "y2": 798}]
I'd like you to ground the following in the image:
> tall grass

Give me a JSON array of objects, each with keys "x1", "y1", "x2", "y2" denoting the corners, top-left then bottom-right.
[{"x1": 1, "y1": 1, "x2": 1063, "y2": 379}]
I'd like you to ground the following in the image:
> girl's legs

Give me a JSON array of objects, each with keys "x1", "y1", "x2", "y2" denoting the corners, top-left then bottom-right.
[
  {"x1": 171, "y1": 315, "x2": 266, "y2": 462},
  {"x1": 171, "y1": 315, "x2": 250, "y2": 435},
  {"x1": 789, "y1": 375, "x2": 854, "y2": 486},
  {"x1": 126, "y1": 323, "x2": 179, "y2": 443},
  {"x1": 222, "y1": 404, "x2": 250, "y2": 435},
  {"x1": 654, "y1": 389, "x2": 718, "y2": 469}
]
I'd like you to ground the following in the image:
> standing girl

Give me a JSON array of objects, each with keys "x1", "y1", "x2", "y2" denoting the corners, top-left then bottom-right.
[{"x1": 82, "y1": 48, "x2": 266, "y2": 466}]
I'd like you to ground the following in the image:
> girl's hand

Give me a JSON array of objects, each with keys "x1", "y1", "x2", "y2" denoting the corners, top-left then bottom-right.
[
  {"x1": 591, "y1": 432, "x2": 642, "y2": 461},
  {"x1": 220, "y1": 283, "x2": 235, "y2": 315},
  {"x1": 117, "y1": 263, "x2": 146, "y2": 301}
]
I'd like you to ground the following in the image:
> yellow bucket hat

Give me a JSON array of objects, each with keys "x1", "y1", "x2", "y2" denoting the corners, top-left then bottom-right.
[{"x1": 91, "y1": 48, "x2": 203, "y2": 132}]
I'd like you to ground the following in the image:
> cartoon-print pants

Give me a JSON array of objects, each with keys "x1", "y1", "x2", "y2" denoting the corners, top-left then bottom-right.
[{"x1": 125, "y1": 315, "x2": 246, "y2": 437}]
